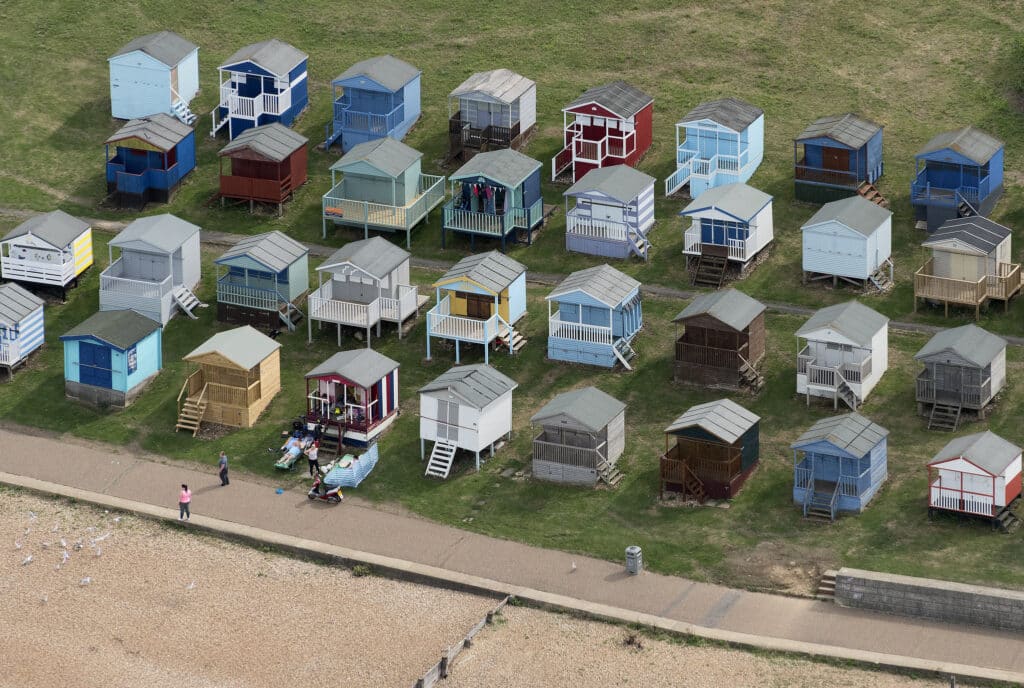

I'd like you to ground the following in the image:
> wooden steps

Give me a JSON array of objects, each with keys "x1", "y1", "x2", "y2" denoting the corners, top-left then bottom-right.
[
  {"x1": 278, "y1": 303, "x2": 303, "y2": 332},
  {"x1": 857, "y1": 182, "x2": 889, "y2": 208},
  {"x1": 613, "y1": 338, "x2": 636, "y2": 371},
  {"x1": 425, "y1": 440, "x2": 457, "y2": 479},
  {"x1": 958, "y1": 200, "x2": 977, "y2": 218},
  {"x1": 496, "y1": 326, "x2": 526, "y2": 354},
  {"x1": 738, "y1": 360, "x2": 764, "y2": 393},
  {"x1": 683, "y1": 465, "x2": 707, "y2": 504},
  {"x1": 596, "y1": 459, "x2": 623, "y2": 487},
  {"x1": 172, "y1": 99, "x2": 198, "y2": 126},
  {"x1": 836, "y1": 379, "x2": 858, "y2": 411},
  {"x1": 995, "y1": 507, "x2": 1021, "y2": 534},
  {"x1": 868, "y1": 259, "x2": 894, "y2": 292},
  {"x1": 628, "y1": 230, "x2": 649, "y2": 261},
  {"x1": 175, "y1": 395, "x2": 208, "y2": 437},
  {"x1": 816, "y1": 570, "x2": 838, "y2": 601},
  {"x1": 928, "y1": 403, "x2": 962, "y2": 431},
  {"x1": 692, "y1": 254, "x2": 728, "y2": 288},
  {"x1": 172, "y1": 285, "x2": 206, "y2": 320}
]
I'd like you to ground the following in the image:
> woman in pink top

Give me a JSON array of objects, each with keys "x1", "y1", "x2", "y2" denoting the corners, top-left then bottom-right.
[{"x1": 179, "y1": 484, "x2": 192, "y2": 521}]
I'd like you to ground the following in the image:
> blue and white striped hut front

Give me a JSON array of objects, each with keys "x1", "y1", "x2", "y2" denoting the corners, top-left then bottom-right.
[{"x1": 0, "y1": 283, "x2": 45, "y2": 375}]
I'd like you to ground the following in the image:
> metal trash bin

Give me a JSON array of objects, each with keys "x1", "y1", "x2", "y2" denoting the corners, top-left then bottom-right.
[{"x1": 625, "y1": 545, "x2": 643, "y2": 575}]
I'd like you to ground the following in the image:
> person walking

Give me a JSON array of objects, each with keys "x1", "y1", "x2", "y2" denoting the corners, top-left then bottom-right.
[
  {"x1": 179, "y1": 484, "x2": 192, "y2": 521},
  {"x1": 218, "y1": 451, "x2": 230, "y2": 486},
  {"x1": 305, "y1": 441, "x2": 320, "y2": 478}
]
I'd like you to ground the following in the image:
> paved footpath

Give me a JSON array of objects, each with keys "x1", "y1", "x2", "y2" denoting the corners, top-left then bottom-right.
[{"x1": 0, "y1": 427, "x2": 1022, "y2": 682}]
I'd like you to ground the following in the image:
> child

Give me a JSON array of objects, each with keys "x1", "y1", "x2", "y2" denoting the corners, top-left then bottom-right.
[{"x1": 179, "y1": 484, "x2": 192, "y2": 521}]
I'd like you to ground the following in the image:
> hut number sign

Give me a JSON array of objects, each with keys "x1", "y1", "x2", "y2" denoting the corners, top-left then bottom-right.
[{"x1": 127, "y1": 346, "x2": 138, "y2": 374}]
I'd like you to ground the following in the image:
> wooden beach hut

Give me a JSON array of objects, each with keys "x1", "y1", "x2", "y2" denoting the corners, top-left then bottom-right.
[
  {"x1": 793, "y1": 113, "x2": 885, "y2": 205},
  {"x1": 109, "y1": 31, "x2": 199, "y2": 124},
  {"x1": 801, "y1": 195, "x2": 893, "y2": 290},
  {"x1": 564, "y1": 165, "x2": 655, "y2": 261},
  {"x1": 218, "y1": 123, "x2": 308, "y2": 212},
  {"x1": 105, "y1": 114, "x2": 195, "y2": 208},
  {"x1": 448, "y1": 69, "x2": 536, "y2": 161},
  {"x1": 0, "y1": 211, "x2": 93, "y2": 295},
  {"x1": 326, "y1": 55, "x2": 421, "y2": 152},
  {"x1": 927, "y1": 431, "x2": 1021, "y2": 530},
  {"x1": 214, "y1": 230, "x2": 308, "y2": 331},
  {"x1": 0, "y1": 283, "x2": 44, "y2": 379}
]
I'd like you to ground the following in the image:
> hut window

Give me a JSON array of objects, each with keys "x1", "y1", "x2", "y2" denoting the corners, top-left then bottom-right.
[
  {"x1": 127, "y1": 346, "x2": 138, "y2": 375},
  {"x1": 826, "y1": 342, "x2": 852, "y2": 352}
]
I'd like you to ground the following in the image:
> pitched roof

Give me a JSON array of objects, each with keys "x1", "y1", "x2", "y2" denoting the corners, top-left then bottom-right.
[
  {"x1": 546, "y1": 264, "x2": 639, "y2": 308},
  {"x1": 0, "y1": 283, "x2": 43, "y2": 324},
  {"x1": 929, "y1": 431, "x2": 1021, "y2": 476},
  {"x1": 796, "y1": 301, "x2": 888, "y2": 348},
  {"x1": 530, "y1": 386, "x2": 625, "y2": 433},
  {"x1": 331, "y1": 137, "x2": 421, "y2": 178},
  {"x1": 220, "y1": 39, "x2": 307, "y2": 76},
  {"x1": 305, "y1": 349, "x2": 399, "y2": 389},
  {"x1": 214, "y1": 231, "x2": 307, "y2": 273},
  {"x1": 449, "y1": 69, "x2": 534, "y2": 103},
  {"x1": 61, "y1": 309, "x2": 160, "y2": 350},
  {"x1": 803, "y1": 195, "x2": 891, "y2": 237},
  {"x1": 914, "y1": 324, "x2": 1006, "y2": 368},
  {"x1": 184, "y1": 325, "x2": 281, "y2": 370},
  {"x1": 318, "y1": 237, "x2": 408, "y2": 279},
  {"x1": 111, "y1": 31, "x2": 197, "y2": 67},
  {"x1": 218, "y1": 123, "x2": 307, "y2": 162},
  {"x1": 419, "y1": 364, "x2": 518, "y2": 409},
  {"x1": 105, "y1": 113, "x2": 192, "y2": 151},
  {"x1": 665, "y1": 399, "x2": 760, "y2": 444},
  {"x1": 335, "y1": 55, "x2": 419, "y2": 91},
  {"x1": 109, "y1": 214, "x2": 200, "y2": 254},
  {"x1": 673, "y1": 288, "x2": 765, "y2": 331},
  {"x1": 681, "y1": 182, "x2": 772, "y2": 222},
  {"x1": 566, "y1": 81, "x2": 653, "y2": 119},
  {"x1": 917, "y1": 126, "x2": 1002, "y2": 165},
  {"x1": 678, "y1": 97, "x2": 763, "y2": 132},
  {"x1": 922, "y1": 217, "x2": 1011, "y2": 255},
  {"x1": 564, "y1": 165, "x2": 655, "y2": 204},
  {"x1": 795, "y1": 113, "x2": 882, "y2": 149},
  {"x1": 3, "y1": 210, "x2": 89, "y2": 249},
  {"x1": 450, "y1": 149, "x2": 541, "y2": 188},
  {"x1": 434, "y1": 251, "x2": 525, "y2": 294},
  {"x1": 791, "y1": 413, "x2": 888, "y2": 458}
]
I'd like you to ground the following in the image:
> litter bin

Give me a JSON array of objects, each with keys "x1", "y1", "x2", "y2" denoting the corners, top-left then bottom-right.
[{"x1": 625, "y1": 545, "x2": 643, "y2": 575}]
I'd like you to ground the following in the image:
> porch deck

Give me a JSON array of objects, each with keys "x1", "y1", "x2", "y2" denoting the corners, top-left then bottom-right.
[
  {"x1": 532, "y1": 434, "x2": 606, "y2": 469},
  {"x1": 797, "y1": 345, "x2": 871, "y2": 388},
  {"x1": 911, "y1": 170, "x2": 988, "y2": 207},
  {"x1": 220, "y1": 173, "x2": 295, "y2": 204},
  {"x1": 0, "y1": 256, "x2": 77, "y2": 287},
  {"x1": 929, "y1": 478, "x2": 997, "y2": 517},
  {"x1": 913, "y1": 258, "x2": 1021, "y2": 315},
  {"x1": 683, "y1": 223, "x2": 755, "y2": 262},
  {"x1": 794, "y1": 160, "x2": 860, "y2": 188},
  {"x1": 551, "y1": 126, "x2": 636, "y2": 181},
  {"x1": 442, "y1": 198, "x2": 543, "y2": 238},
  {"x1": 448, "y1": 115, "x2": 523, "y2": 158},
  {"x1": 916, "y1": 371, "x2": 991, "y2": 410},
  {"x1": 322, "y1": 174, "x2": 445, "y2": 247},
  {"x1": 675, "y1": 340, "x2": 748, "y2": 371},
  {"x1": 307, "y1": 283, "x2": 422, "y2": 331},
  {"x1": 427, "y1": 297, "x2": 504, "y2": 346},
  {"x1": 548, "y1": 313, "x2": 614, "y2": 346}
]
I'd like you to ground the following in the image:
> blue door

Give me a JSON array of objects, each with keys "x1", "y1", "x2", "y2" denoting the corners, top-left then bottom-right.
[{"x1": 79, "y1": 342, "x2": 113, "y2": 389}]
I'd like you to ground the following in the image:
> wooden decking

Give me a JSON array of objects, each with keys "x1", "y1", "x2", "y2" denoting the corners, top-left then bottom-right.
[
  {"x1": 322, "y1": 175, "x2": 445, "y2": 247},
  {"x1": 913, "y1": 258, "x2": 1021, "y2": 318}
]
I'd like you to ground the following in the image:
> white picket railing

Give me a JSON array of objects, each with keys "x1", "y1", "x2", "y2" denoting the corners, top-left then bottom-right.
[
  {"x1": 427, "y1": 295, "x2": 499, "y2": 344},
  {"x1": 930, "y1": 483, "x2": 994, "y2": 517},
  {"x1": 307, "y1": 284, "x2": 379, "y2": 327},
  {"x1": 0, "y1": 256, "x2": 76, "y2": 287},
  {"x1": 379, "y1": 285, "x2": 419, "y2": 322},
  {"x1": 100, "y1": 259, "x2": 171, "y2": 300},
  {"x1": 683, "y1": 224, "x2": 751, "y2": 260},
  {"x1": 443, "y1": 207, "x2": 506, "y2": 236},
  {"x1": 216, "y1": 280, "x2": 283, "y2": 311},
  {"x1": 548, "y1": 314, "x2": 613, "y2": 345},
  {"x1": 220, "y1": 84, "x2": 291, "y2": 120},
  {"x1": 565, "y1": 213, "x2": 628, "y2": 242}
]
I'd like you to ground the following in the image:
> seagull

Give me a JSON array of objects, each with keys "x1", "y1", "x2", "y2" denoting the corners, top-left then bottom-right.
[
  {"x1": 571, "y1": 561, "x2": 577, "y2": 573},
  {"x1": 59, "y1": 538, "x2": 67, "y2": 549},
  {"x1": 79, "y1": 577, "x2": 91, "y2": 586},
  {"x1": 40, "y1": 595, "x2": 48, "y2": 605},
  {"x1": 185, "y1": 581, "x2": 196, "y2": 591},
  {"x1": 21, "y1": 555, "x2": 33, "y2": 566},
  {"x1": 61, "y1": 551, "x2": 70, "y2": 565},
  {"x1": 28, "y1": 511, "x2": 37, "y2": 521},
  {"x1": 41, "y1": 542, "x2": 50, "y2": 550},
  {"x1": 53, "y1": 564, "x2": 61, "y2": 571},
  {"x1": 23, "y1": 527, "x2": 31, "y2": 536},
  {"x1": 14, "y1": 540, "x2": 22, "y2": 550},
  {"x1": 113, "y1": 517, "x2": 122, "y2": 525}
]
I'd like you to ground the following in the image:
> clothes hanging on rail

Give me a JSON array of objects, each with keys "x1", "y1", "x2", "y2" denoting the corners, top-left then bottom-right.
[
  {"x1": 494, "y1": 187, "x2": 506, "y2": 215},
  {"x1": 459, "y1": 182, "x2": 472, "y2": 210}
]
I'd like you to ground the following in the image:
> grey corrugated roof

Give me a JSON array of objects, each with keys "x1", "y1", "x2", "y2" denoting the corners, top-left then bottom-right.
[
  {"x1": 795, "y1": 113, "x2": 882, "y2": 149},
  {"x1": 917, "y1": 126, "x2": 1002, "y2": 165},
  {"x1": 220, "y1": 39, "x2": 307, "y2": 76},
  {"x1": 546, "y1": 264, "x2": 639, "y2": 308},
  {"x1": 331, "y1": 137, "x2": 421, "y2": 178},
  {"x1": 922, "y1": 217, "x2": 1011, "y2": 255},
  {"x1": 681, "y1": 182, "x2": 772, "y2": 222},
  {"x1": 215, "y1": 231, "x2": 307, "y2": 273},
  {"x1": 791, "y1": 412, "x2": 888, "y2": 458},
  {"x1": 566, "y1": 81, "x2": 653, "y2": 119},
  {"x1": 450, "y1": 69, "x2": 534, "y2": 103},
  {"x1": 335, "y1": 55, "x2": 419, "y2": 91},
  {"x1": 3, "y1": 210, "x2": 89, "y2": 249},
  {"x1": 929, "y1": 431, "x2": 1021, "y2": 476},
  {"x1": 679, "y1": 98, "x2": 763, "y2": 132},
  {"x1": 110, "y1": 214, "x2": 200, "y2": 254},
  {"x1": 803, "y1": 195, "x2": 891, "y2": 237},
  {"x1": 564, "y1": 165, "x2": 654, "y2": 205},
  {"x1": 184, "y1": 325, "x2": 281, "y2": 370},
  {"x1": 665, "y1": 399, "x2": 759, "y2": 444},
  {"x1": 318, "y1": 237, "x2": 409, "y2": 279},
  {"x1": 0, "y1": 283, "x2": 43, "y2": 324},
  {"x1": 419, "y1": 364, "x2": 518, "y2": 410},
  {"x1": 219, "y1": 123, "x2": 307, "y2": 162},
  {"x1": 434, "y1": 251, "x2": 525, "y2": 294},
  {"x1": 673, "y1": 289, "x2": 765, "y2": 331},
  {"x1": 61, "y1": 309, "x2": 160, "y2": 350},
  {"x1": 451, "y1": 149, "x2": 541, "y2": 188},
  {"x1": 914, "y1": 324, "x2": 1006, "y2": 368},
  {"x1": 796, "y1": 301, "x2": 888, "y2": 348},
  {"x1": 530, "y1": 386, "x2": 625, "y2": 433},
  {"x1": 305, "y1": 349, "x2": 399, "y2": 389},
  {"x1": 111, "y1": 31, "x2": 197, "y2": 67},
  {"x1": 105, "y1": 113, "x2": 191, "y2": 151}
]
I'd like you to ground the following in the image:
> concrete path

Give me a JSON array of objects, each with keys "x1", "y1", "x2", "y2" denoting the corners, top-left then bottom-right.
[{"x1": 0, "y1": 426, "x2": 1022, "y2": 682}]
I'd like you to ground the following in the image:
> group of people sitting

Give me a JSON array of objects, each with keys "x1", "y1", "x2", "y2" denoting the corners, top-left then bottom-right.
[{"x1": 278, "y1": 422, "x2": 322, "y2": 475}]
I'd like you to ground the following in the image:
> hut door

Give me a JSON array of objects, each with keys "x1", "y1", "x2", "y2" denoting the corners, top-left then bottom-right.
[
  {"x1": 170, "y1": 66, "x2": 180, "y2": 100},
  {"x1": 79, "y1": 342, "x2": 113, "y2": 389},
  {"x1": 437, "y1": 400, "x2": 459, "y2": 442},
  {"x1": 822, "y1": 147, "x2": 850, "y2": 171},
  {"x1": 464, "y1": 293, "x2": 492, "y2": 319}
]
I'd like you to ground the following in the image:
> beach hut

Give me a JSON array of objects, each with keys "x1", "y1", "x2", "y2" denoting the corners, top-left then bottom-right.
[
  {"x1": 0, "y1": 283, "x2": 44, "y2": 379},
  {"x1": 530, "y1": 386, "x2": 626, "y2": 486},
  {"x1": 99, "y1": 214, "x2": 203, "y2": 325},
  {"x1": 0, "y1": 211, "x2": 93, "y2": 294},
  {"x1": 321, "y1": 137, "x2": 445, "y2": 248},
  {"x1": 211, "y1": 39, "x2": 309, "y2": 140},
  {"x1": 214, "y1": 231, "x2": 309, "y2": 331},
  {"x1": 109, "y1": 30, "x2": 199, "y2": 124},
  {"x1": 913, "y1": 217, "x2": 1021, "y2": 318},
  {"x1": 791, "y1": 413, "x2": 889, "y2": 521},
  {"x1": 426, "y1": 251, "x2": 527, "y2": 364},
  {"x1": 564, "y1": 165, "x2": 655, "y2": 261},
  {"x1": 546, "y1": 264, "x2": 641, "y2": 370},
  {"x1": 927, "y1": 431, "x2": 1021, "y2": 529},
  {"x1": 915, "y1": 324, "x2": 1007, "y2": 430},
  {"x1": 448, "y1": 69, "x2": 536, "y2": 161},
  {"x1": 218, "y1": 123, "x2": 308, "y2": 212},
  {"x1": 796, "y1": 301, "x2": 889, "y2": 410},
  {"x1": 793, "y1": 113, "x2": 885, "y2": 205},
  {"x1": 660, "y1": 399, "x2": 760, "y2": 502},
  {"x1": 104, "y1": 114, "x2": 195, "y2": 208},
  {"x1": 672, "y1": 288, "x2": 766, "y2": 391},
  {"x1": 665, "y1": 98, "x2": 764, "y2": 198},
  {"x1": 442, "y1": 149, "x2": 544, "y2": 251},
  {"x1": 326, "y1": 55, "x2": 421, "y2": 152},
  {"x1": 911, "y1": 126, "x2": 1004, "y2": 231},
  {"x1": 801, "y1": 195, "x2": 893, "y2": 290},
  {"x1": 307, "y1": 237, "x2": 424, "y2": 347},
  {"x1": 176, "y1": 326, "x2": 282, "y2": 434},
  {"x1": 304, "y1": 349, "x2": 400, "y2": 450},
  {"x1": 551, "y1": 81, "x2": 653, "y2": 183},
  {"x1": 419, "y1": 364, "x2": 517, "y2": 478},
  {"x1": 681, "y1": 183, "x2": 774, "y2": 287},
  {"x1": 61, "y1": 309, "x2": 162, "y2": 408}
]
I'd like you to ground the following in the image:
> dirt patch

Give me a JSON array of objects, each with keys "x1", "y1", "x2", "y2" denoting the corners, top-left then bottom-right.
[{"x1": 724, "y1": 540, "x2": 834, "y2": 595}]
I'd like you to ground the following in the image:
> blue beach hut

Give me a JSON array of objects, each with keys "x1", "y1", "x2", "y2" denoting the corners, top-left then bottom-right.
[
  {"x1": 794, "y1": 113, "x2": 885, "y2": 205},
  {"x1": 104, "y1": 114, "x2": 195, "y2": 209},
  {"x1": 0, "y1": 283, "x2": 44, "y2": 378},
  {"x1": 108, "y1": 31, "x2": 199, "y2": 124},
  {"x1": 325, "y1": 55, "x2": 422, "y2": 152},
  {"x1": 564, "y1": 165, "x2": 655, "y2": 261}
]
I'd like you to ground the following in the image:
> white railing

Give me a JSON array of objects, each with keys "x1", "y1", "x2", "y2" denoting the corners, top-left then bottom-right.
[
  {"x1": 683, "y1": 224, "x2": 751, "y2": 261},
  {"x1": 0, "y1": 345, "x2": 14, "y2": 366},
  {"x1": 799, "y1": 347, "x2": 871, "y2": 388},
  {"x1": 0, "y1": 256, "x2": 76, "y2": 287},
  {"x1": 427, "y1": 295, "x2": 500, "y2": 344},
  {"x1": 548, "y1": 313, "x2": 613, "y2": 344},
  {"x1": 379, "y1": 285, "x2": 418, "y2": 322},
  {"x1": 443, "y1": 207, "x2": 506, "y2": 235},
  {"x1": 220, "y1": 84, "x2": 291, "y2": 119},
  {"x1": 100, "y1": 258, "x2": 172, "y2": 300},
  {"x1": 930, "y1": 482, "x2": 994, "y2": 517},
  {"x1": 216, "y1": 280, "x2": 282, "y2": 311},
  {"x1": 323, "y1": 174, "x2": 444, "y2": 232},
  {"x1": 307, "y1": 284, "x2": 379, "y2": 327},
  {"x1": 565, "y1": 213, "x2": 628, "y2": 242}
]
